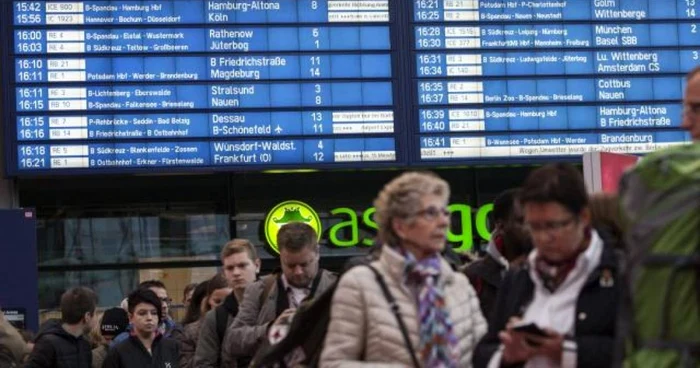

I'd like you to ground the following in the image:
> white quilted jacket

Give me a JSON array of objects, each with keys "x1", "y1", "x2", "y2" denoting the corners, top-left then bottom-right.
[{"x1": 320, "y1": 246, "x2": 487, "y2": 367}]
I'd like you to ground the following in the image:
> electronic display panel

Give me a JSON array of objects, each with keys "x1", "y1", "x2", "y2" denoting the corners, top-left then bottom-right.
[
  {"x1": 4, "y1": 0, "x2": 696, "y2": 175},
  {"x1": 412, "y1": 0, "x2": 694, "y2": 165},
  {"x1": 8, "y1": 0, "x2": 400, "y2": 174}
]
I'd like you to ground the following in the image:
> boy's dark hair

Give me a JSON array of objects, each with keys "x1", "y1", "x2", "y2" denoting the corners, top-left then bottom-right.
[
  {"x1": 138, "y1": 280, "x2": 166, "y2": 290},
  {"x1": 277, "y1": 222, "x2": 318, "y2": 252},
  {"x1": 491, "y1": 188, "x2": 521, "y2": 226},
  {"x1": 520, "y1": 163, "x2": 588, "y2": 216},
  {"x1": 127, "y1": 288, "x2": 162, "y2": 324},
  {"x1": 60, "y1": 287, "x2": 97, "y2": 324}
]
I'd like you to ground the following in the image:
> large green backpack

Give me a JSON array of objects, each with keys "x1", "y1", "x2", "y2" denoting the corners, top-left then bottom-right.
[{"x1": 618, "y1": 143, "x2": 700, "y2": 367}]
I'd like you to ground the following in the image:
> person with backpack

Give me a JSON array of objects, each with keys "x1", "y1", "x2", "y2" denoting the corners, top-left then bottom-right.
[
  {"x1": 473, "y1": 163, "x2": 622, "y2": 368},
  {"x1": 248, "y1": 244, "x2": 382, "y2": 367},
  {"x1": 321, "y1": 171, "x2": 487, "y2": 367},
  {"x1": 102, "y1": 288, "x2": 179, "y2": 368},
  {"x1": 221, "y1": 223, "x2": 337, "y2": 368},
  {"x1": 194, "y1": 239, "x2": 260, "y2": 368},
  {"x1": 613, "y1": 66, "x2": 700, "y2": 367},
  {"x1": 682, "y1": 65, "x2": 700, "y2": 141}
]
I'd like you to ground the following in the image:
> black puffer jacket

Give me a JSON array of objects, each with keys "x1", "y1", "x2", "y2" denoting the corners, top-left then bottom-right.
[
  {"x1": 102, "y1": 334, "x2": 179, "y2": 368},
  {"x1": 473, "y1": 238, "x2": 622, "y2": 368},
  {"x1": 24, "y1": 320, "x2": 91, "y2": 368}
]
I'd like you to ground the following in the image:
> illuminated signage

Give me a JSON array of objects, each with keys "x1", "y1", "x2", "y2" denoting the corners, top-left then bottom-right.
[
  {"x1": 263, "y1": 200, "x2": 322, "y2": 254},
  {"x1": 265, "y1": 200, "x2": 494, "y2": 253}
]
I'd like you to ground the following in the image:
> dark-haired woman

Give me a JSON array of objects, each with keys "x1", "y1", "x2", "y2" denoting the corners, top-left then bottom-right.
[{"x1": 177, "y1": 275, "x2": 230, "y2": 368}]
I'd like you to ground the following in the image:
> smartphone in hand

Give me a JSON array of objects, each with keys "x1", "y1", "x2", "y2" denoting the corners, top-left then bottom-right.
[{"x1": 511, "y1": 322, "x2": 548, "y2": 337}]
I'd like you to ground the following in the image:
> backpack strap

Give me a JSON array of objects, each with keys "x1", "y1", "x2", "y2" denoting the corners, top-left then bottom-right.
[
  {"x1": 215, "y1": 304, "x2": 229, "y2": 343},
  {"x1": 275, "y1": 275, "x2": 290, "y2": 317},
  {"x1": 216, "y1": 292, "x2": 239, "y2": 343},
  {"x1": 366, "y1": 264, "x2": 420, "y2": 368},
  {"x1": 259, "y1": 273, "x2": 278, "y2": 308},
  {"x1": 308, "y1": 269, "x2": 324, "y2": 298}
]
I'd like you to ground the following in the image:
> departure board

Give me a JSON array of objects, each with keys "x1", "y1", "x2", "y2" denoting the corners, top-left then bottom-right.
[
  {"x1": 3, "y1": 0, "x2": 696, "y2": 175},
  {"x1": 7, "y1": 0, "x2": 401, "y2": 174},
  {"x1": 412, "y1": 0, "x2": 694, "y2": 164}
]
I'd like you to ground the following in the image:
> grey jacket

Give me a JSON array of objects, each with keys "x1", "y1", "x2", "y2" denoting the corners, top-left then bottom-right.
[
  {"x1": 193, "y1": 308, "x2": 234, "y2": 368},
  {"x1": 221, "y1": 270, "x2": 337, "y2": 368}
]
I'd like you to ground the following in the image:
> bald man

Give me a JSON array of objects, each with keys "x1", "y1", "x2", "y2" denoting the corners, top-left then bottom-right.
[{"x1": 682, "y1": 66, "x2": 700, "y2": 141}]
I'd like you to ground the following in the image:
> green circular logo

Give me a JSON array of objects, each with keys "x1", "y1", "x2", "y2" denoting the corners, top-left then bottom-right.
[{"x1": 264, "y1": 200, "x2": 322, "y2": 254}]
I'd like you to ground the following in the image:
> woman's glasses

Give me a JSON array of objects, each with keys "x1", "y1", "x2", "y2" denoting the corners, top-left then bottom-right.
[{"x1": 412, "y1": 206, "x2": 450, "y2": 221}]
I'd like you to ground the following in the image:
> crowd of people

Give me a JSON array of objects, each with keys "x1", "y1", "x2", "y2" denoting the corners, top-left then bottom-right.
[
  {"x1": 1, "y1": 61, "x2": 698, "y2": 368},
  {"x1": 0, "y1": 162, "x2": 636, "y2": 368}
]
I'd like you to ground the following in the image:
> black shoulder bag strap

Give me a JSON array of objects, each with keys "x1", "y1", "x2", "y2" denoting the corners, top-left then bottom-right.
[
  {"x1": 308, "y1": 269, "x2": 324, "y2": 298},
  {"x1": 366, "y1": 264, "x2": 421, "y2": 368}
]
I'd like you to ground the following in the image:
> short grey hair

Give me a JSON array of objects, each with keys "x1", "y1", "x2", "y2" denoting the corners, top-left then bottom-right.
[{"x1": 373, "y1": 171, "x2": 450, "y2": 247}]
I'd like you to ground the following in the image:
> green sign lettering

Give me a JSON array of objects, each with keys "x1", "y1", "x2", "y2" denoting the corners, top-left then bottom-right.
[
  {"x1": 328, "y1": 207, "x2": 358, "y2": 247},
  {"x1": 476, "y1": 203, "x2": 494, "y2": 242},
  {"x1": 265, "y1": 200, "x2": 493, "y2": 254},
  {"x1": 362, "y1": 207, "x2": 378, "y2": 246},
  {"x1": 447, "y1": 204, "x2": 473, "y2": 253}
]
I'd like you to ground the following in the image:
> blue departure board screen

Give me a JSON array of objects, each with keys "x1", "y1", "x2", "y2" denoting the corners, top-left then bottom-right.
[
  {"x1": 6, "y1": 0, "x2": 400, "y2": 174},
  {"x1": 412, "y1": 0, "x2": 694, "y2": 164},
  {"x1": 3, "y1": 0, "x2": 695, "y2": 175}
]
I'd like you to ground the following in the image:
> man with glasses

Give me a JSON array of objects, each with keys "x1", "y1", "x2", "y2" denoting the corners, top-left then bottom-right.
[
  {"x1": 474, "y1": 163, "x2": 620, "y2": 368},
  {"x1": 110, "y1": 280, "x2": 183, "y2": 348},
  {"x1": 682, "y1": 66, "x2": 700, "y2": 141}
]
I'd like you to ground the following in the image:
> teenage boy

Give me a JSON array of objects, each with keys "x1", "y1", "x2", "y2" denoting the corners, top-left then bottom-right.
[{"x1": 102, "y1": 288, "x2": 179, "y2": 368}]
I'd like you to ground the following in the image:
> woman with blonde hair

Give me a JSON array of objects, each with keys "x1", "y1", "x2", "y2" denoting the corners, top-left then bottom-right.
[
  {"x1": 92, "y1": 308, "x2": 128, "y2": 368},
  {"x1": 321, "y1": 171, "x2": 487, "y2": 367}
]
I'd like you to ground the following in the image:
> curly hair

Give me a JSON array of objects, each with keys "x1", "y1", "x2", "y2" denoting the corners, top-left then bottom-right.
[{"x1": 373, "y1": 171, "x2": 450, "y2": 247}]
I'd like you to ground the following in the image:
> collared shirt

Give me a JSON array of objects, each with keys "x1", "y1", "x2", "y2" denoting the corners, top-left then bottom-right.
[
  {"x1": 280, "y1": 274, "x2": 311, "y2": 308},
  {"x1": 488, "y1": 230, "x2": 604, "y2": 368},
  {"x1": 485, "y1": 232, "x2": 510, "y2": 273}
]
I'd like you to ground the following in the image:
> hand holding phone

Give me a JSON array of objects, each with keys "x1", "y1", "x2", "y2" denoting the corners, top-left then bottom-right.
[
  {"x1": 510, "y1": 322, "x2": 548, "y2": 337},
  {"x1": 501, "y1": 320, "x2": 565, "y2": 364}
]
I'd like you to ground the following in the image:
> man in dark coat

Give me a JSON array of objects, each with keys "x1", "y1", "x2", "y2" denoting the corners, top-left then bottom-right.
[
  {"x1": 463, "y1": 188, "x2": 532, "y2": 318},
  {"x1": 25, "y1": 287, "x2": 97, "y2": 368}
]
